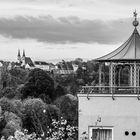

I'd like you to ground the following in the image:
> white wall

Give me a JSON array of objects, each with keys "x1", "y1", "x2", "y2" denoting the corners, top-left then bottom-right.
[{"x1": 78, "y1": 94, "x2": 140, "y2": 140}]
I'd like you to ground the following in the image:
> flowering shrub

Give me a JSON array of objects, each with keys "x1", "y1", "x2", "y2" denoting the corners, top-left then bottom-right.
[
  {"x1": 0, "y1": 118, "x2": 78, "y2": 140},
  {"x1": 46, "y1": 117, "x2": 78, "y2": 140}
]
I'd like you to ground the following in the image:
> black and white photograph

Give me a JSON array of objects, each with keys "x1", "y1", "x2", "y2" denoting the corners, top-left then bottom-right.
[{"x1": 0, "y1": 0, "x2": 139, "y2": 140}]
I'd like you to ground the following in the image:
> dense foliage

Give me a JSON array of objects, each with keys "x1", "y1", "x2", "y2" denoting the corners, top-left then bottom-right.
[
  {"x1": 0, "y1": 59, "x2": 109, "y2": 139},
  {"x1": 21, "y1": 68, "x2": 54, "y2": 100}
]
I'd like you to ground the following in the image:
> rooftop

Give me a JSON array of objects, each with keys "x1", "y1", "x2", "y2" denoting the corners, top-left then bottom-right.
[{"x1": 96, "y1": 11, "x2": 140, "y2": 62}]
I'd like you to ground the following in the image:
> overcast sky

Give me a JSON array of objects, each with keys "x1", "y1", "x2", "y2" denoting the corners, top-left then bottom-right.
[{"x1": 0, "y1": 0, "x2": 139, "y2": 62}]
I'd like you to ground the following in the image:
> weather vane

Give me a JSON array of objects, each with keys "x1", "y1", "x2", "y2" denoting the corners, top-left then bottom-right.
[
  {"x1": 133, "y1": 10, "x2": 139, "y2": 27},
  {"x1": 133, "y1": 10, "x2": 137, "y2": 19}
]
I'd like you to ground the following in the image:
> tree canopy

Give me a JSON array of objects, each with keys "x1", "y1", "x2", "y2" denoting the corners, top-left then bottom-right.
[{"x1": 21, "y1": 68, "x2": 54, "y2": 101}]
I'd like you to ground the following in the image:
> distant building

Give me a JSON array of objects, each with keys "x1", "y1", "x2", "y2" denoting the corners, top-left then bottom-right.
[
  {"x1": 49, "y1": 63, "x2": 56, "y2": 71},
  {"x1": 17, "y1": 49, "x2": 34, "y2": 69},
  {"x1": 34, "y1": 61, "x2": 50, "y2": 71},
  {"x1": 72, "y1": 64, "x2": 79, "y2": 72},
  {"x1": 53, "y1": 60, "x2": 74, "y2": 75}
]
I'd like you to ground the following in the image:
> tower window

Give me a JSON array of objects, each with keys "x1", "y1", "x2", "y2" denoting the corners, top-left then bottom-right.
[{"x1": 89, "y1": 127, "x2": 113, "y2": 140}]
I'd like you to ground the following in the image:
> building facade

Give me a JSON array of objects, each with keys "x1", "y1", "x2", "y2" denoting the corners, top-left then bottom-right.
[{"x1": 78, "y1": 12, "x2": 140, "y2": 140}]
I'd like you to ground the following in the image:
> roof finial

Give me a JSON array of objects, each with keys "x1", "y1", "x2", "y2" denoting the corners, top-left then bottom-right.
[
  {"x1": 134, "y1": 10, "x2": 137, "y2": 19},
  {"x1": 133, "y1": 10, "x2": 139, "y2": 27}
]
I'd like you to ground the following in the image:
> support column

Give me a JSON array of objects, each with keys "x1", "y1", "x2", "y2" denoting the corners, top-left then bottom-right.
[
  {"x1": 118, "y1": 66, "x2": 122, "y2": 86},
  {"x1": 99, "y1": 63, "x2": 102, "y2": 87},
  {"x1": 109, "y1": 62, "x2": 116, "y2": 94},
  {"x1": 133, "y1": 63, "x2": 137, "y2": 88},
  {"x1": 99, "y1": 63, "x2": 103, "y2": 93},
  {"x1": 130, "y1": 64, "x2": 133, "y2": 87},
  {"x1": 136, "y1": 64, "x2": 139, "y2": 93},
  {"x1": 132, "y1": 63, "x2": 139, "y2": 93}
]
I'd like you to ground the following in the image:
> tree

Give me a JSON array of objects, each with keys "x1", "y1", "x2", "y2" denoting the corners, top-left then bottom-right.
[
  {"x1": 54, "y1": 94, "x2": 78, "y2": 126},
  {"x1": 1, "y1": 69, "x2": 10, "y2": 89},
  {"x1": 76, "y1": 66, "x2": 85, "y2": 79},
  {"x1": 55, "y1": 74, "x2": 80, "y2": 95},
  {"x1": 0, "y1": 99, "x2": 23, "y2": 138},
  {"x1": 1, "y1": 87, "x2": 16, "y2": 99},
  {"x1": 53, "y1": 85, "x2": 66, "y2": 100},
  {"x1": 21, "y1": 68, "x2": 54, "y2": 100},
  {"x1": 9, "y1": 67, "x2": 29, "y2": 86},
  {"x1": 22, "y1": 98, "x2": 60, "y2": 136}
]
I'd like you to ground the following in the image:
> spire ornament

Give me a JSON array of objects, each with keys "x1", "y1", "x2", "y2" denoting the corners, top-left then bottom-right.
[
  {"x1": 134, "y1": 10, "x2": 137, "y2": 18},
  {"x1": 133, "y1": 10, "x2": 139, "y2": 27}
]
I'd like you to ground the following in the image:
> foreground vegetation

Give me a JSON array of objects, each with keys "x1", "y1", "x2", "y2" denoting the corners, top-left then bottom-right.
[{"x1": 0, "y1": 58, "x2": 130, "y2": 139}]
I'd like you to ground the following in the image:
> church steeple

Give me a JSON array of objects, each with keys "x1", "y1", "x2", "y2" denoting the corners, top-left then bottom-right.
[
  {"x1": 18, "y1": 49, "x2": 20, "y2": 57},
  {"x1": 22, "y1": 49, "x2": 26, "y2": 66},
  {"x1": 23, "y1": 49, "x2": 25, "y2": 57},
  {"x1": 17, "y1": 49, "x2": 21, "y2": 62}
]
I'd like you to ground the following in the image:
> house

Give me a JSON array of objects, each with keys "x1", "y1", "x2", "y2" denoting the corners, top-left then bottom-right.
[
  {"x1": 78, "y1": 12, "x2": 140, "y2": 140},
  {"x1": 53, "y1": 60, "x2": 74, "y2": 75},
  {"x1": 34, "y1": 61, "x2": 50, "y2": 71},
  {"x1": 72, "y1": 63, "x2": 79, "y2": 72}
]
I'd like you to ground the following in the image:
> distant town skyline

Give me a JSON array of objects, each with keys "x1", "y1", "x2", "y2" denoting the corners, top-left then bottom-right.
[{"x1": 0, "y1": 0, "x2": 139, "y2": 61}]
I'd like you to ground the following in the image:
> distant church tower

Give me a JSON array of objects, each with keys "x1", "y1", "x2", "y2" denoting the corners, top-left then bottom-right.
[
  {"x1": 22, "y1": 50, "x2": 26, "y2": 66},
  {"x1": 17, "y1": 49, "x2": 21, "y2": 63}
]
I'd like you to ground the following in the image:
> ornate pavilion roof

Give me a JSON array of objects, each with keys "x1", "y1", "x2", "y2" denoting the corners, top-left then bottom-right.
[{"x1": 96, "y1": 12, "x2": 140, "y2": 62}]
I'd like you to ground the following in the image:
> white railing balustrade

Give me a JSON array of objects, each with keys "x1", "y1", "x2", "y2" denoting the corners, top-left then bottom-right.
[{"x1": 79, "y1": 86, "x2": 140, "y2": 95}]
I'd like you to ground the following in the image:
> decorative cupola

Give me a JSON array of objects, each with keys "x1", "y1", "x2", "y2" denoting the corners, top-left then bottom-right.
[{"x1": 80, "y1": 11, "x2": 140, "y2": 99}]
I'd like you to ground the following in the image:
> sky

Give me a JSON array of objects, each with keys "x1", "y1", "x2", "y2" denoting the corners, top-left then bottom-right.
[{"x1": 0, "y1": 0, "x2": 139, "y2": 62}]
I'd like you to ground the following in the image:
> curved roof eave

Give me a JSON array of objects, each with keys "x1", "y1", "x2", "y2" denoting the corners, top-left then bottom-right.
[{"x1": 95, "y1": 28, "x2": 140, "y2": 62}]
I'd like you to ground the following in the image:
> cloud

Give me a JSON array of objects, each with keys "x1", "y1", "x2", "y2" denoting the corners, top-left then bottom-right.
[
  {"x1": 0, "y1": 16, "x2": 135, "y2": 44},
  {"x1": 101, "y1": 0, "x2": 140, "y2": 5},
  {"x1": 0, "y1": 34, "x2": 119, "y2": 61},
  {"x1": 0, "y1": 0, "x2": 136, "y2": 21}
]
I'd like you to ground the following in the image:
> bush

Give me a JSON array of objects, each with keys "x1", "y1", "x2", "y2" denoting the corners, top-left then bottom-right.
[
  {"x1": 1, "y1": 118, "x2": 78, "y2": 140},
  {"x1": 1, "y1": 128, "x2": 15, "y2": 139},
  {"x1": 1, "y1": 112, "x2": 22, "y2": 138},
  {"x1": 4, "y1": 112, "x2": 22, "y2": 127},
  {"x1": 0, "y1": 98, "x2": 22, "y2": 118},
  {"x1": 0, "y1": 98, "x2": 16, "y2": 114},
  {"x1": 22, "y1": 98, "x2": 50, "y2": 135}
]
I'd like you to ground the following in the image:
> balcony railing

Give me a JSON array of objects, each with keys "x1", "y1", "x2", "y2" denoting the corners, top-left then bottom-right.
[
  {"x1": 79, "y1": 86, "x2": 140, "y2": 95},
  {"x1": 79, "y1": 86, "x2": 140, "y2": 100}
]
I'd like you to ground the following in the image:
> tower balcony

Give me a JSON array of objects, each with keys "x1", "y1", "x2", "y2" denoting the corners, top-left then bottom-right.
[{"x1": 79, "y1": 86, "x2": 140, "y2": 99}]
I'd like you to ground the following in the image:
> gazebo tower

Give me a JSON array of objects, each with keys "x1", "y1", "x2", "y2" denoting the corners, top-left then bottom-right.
[
  {"x1": 78, "y1": 12, "x2": 140, "y2": 140},
  {"x1": 80, "y1": 11, "x2": 140, "y2": 98}
]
